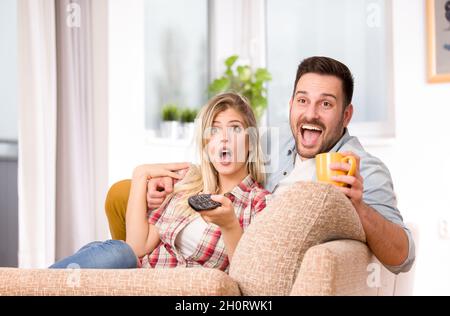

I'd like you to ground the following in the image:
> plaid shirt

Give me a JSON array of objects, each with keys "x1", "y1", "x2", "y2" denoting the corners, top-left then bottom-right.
[{"x1": 140, "y1": 174, "x2": 270, "y2": 272}]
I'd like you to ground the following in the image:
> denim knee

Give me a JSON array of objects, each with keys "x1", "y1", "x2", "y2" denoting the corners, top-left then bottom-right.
[{"x1": 49, "y1": 239, "x2": 138, "y2": 269}]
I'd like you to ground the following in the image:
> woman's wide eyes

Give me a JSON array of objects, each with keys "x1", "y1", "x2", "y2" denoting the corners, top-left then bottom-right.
[
  {"x1": 210, "y1": 127, "x2": 219, "y2": 135},
  {"x1": 210, "y1": 126, "x2": 242, "y2": 135},
  {"x1": 232, "y1": 125, "x2": 242, "y2": 133}
]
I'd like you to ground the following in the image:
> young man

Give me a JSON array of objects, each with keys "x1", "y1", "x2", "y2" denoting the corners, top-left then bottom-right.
[{"x1": 106, "y1": 56, "x2": 414, "y2": 274}]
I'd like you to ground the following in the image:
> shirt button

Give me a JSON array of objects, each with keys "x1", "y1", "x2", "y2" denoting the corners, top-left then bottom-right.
[
  {"x1": 287, "y1": 150, "x2": 292, "y2": 156},
  {"x1": 283, "y1": 171, "x2": 287, "y2": 176}
]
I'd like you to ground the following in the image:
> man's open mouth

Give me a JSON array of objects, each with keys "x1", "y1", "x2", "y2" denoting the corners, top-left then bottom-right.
[{"x1": 300, "y1": 124, "x2": 323, "y2": 147}]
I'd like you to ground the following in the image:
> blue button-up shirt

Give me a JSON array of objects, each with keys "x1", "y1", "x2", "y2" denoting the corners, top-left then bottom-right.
[{"x1": 262, "y1": 123, "x2": 415, "y2": 274}]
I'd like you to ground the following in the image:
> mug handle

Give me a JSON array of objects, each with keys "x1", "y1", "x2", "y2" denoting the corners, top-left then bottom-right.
[{"x1": 341, "y1": 156, "x2": 357, "y2": 177}]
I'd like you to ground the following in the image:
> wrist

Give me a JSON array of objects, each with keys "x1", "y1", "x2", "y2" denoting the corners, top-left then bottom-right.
[
  {"x1": 221, "y1": 218, "x2": 241, "y2": 232},
  {"x1": 132, "y1": 166, "x2": 149, "y2": 180},
  {"x1": 354, "y1": 201, "x2": 370, "y2": 220}
]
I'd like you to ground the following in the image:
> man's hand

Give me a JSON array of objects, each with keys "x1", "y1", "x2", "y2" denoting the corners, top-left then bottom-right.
[
  {"x1": 145, "y1": 165, "x2": 189, "y2": 210},
  {"x1": 329, "y1": 151, "x2": 364, "y2": 210}
]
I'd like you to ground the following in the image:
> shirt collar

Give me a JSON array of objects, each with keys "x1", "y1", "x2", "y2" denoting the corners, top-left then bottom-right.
[
  {"x1": 329, "y1": 128, "x2": 351, "y2": 152},
  {"x1": 225, "y1": 174, "x2": 255, "y2": 200}
]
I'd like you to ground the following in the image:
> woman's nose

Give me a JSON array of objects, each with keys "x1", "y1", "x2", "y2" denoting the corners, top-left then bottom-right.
[{"x1": 220, "y1": 128, "x2": 230, "y2": 142}]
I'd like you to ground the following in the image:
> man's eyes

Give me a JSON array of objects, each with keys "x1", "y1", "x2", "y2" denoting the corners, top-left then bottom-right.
[{"x1": 322, "y1": 101, "x2": 333, "y2": 108}]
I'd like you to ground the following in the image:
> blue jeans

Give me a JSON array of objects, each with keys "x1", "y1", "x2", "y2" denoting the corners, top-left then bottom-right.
[{"x1": 49, "y1": 239, "x2": 138, "y2": 269}]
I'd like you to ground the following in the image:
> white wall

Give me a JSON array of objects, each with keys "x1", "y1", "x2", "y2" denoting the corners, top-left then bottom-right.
[
  {"x1": 393, "y1": 0, "x2": 450, "y2": 296},
  {"x1": 0, "y1": 0, "x2": 18, "y2": 141},
  {"x1": 363, "y1": 0, "x2": 450, "y2": 295}
]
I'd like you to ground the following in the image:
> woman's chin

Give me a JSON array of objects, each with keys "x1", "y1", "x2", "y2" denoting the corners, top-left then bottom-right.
[{"x1": 213, "y1": 162, "x2": 238, "y2": 176}]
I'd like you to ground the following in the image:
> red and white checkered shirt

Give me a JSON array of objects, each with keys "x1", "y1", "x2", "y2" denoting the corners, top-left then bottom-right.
[{"x1": 140, "y1": 174, "x2": 270, "y2": 272}]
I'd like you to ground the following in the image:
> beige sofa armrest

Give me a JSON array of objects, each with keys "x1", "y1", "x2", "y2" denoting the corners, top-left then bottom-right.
[
  {"x1": 0, "y1": 267, "x2": 240, "y2": 296},
  {"x1": 290, "y1": 240, "x2": 381, "y2": 296}
]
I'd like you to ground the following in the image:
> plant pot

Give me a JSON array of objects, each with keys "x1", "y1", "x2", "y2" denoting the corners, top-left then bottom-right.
[
  {"x1": 160, "y1": 121, "x2": 180, "y2": 139},
  {"x1": 181, "y1": 122, "x2": 196, "y2": 141}
]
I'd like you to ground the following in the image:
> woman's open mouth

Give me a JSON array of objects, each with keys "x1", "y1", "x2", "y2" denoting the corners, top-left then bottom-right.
[{"x1": 218, "y1": 148, "x2": 233, "y2": 165}]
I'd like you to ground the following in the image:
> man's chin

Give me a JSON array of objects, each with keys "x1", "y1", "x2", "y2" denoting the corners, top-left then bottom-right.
[
  {"x1": 297, "y1": 148, "x2": 319, "y2": 160},
  {"x1": 295, "y1": 140, "x2": 322, "y2": 159}
]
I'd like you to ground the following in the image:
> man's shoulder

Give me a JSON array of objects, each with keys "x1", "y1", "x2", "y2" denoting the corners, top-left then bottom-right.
[{"x1": 339, "y1": 134, "x2": 393, "y2": 182}]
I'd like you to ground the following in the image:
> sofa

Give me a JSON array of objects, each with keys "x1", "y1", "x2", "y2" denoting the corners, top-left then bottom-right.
[{"x1": 0, "y1": 182, "x2": 400, "y2": 296}]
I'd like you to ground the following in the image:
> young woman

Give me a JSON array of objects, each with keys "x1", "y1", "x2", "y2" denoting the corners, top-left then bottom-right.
[{"x1": 50, "y1": 93, "x2": 270, "y2": 271}]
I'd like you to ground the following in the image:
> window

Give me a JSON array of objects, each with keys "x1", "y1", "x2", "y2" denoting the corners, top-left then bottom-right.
[
  {"x1": 0, "y1": 0, "x2": 18, "y2": 142},
  {"x1": 144, "y1": 0, "x2": 209, "y2": 132},
  {"x1": 266, "y1": 0, "x2": 394, "y2": 137}
]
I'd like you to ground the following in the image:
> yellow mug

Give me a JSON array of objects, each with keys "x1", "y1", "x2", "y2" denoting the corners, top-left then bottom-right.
[{"x1": 315, "y1": 152, "x2": 357, "y2": 187}]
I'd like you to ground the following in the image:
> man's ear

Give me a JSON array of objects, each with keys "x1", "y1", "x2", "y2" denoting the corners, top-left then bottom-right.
[
  {"x1": 343, "y1": 104, "x2": 353, "y2": 127},
  {"x1": 289, "y1": 97, "x2": 293, "y2": 109}
]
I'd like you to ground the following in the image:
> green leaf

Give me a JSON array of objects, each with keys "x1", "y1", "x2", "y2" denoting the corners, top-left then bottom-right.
[
  {"x1": 208, "y1": 77, "x2": 230, "y2": 94},
  {"x1": 255, "y1": 68, "x2": 272, "y2": 82},
  {"x1": 208, "y1": 55, "x2": 272, "y2": 122},
  {"x1": 237, "y1": 65, "x2": 251, "y2": 82},
  {"x1": 225, "y1": 55, "x2": 239, "y2": 68}
]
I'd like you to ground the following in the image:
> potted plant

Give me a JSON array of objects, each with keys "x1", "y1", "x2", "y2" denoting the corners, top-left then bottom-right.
[
  {"x1": 208, "y1": 55, "x2": 272, "y2": 122},
  {"x1": 180, "y1": 108, "x2": 198, "y2": 141},
  {"x1": 160, "y1": 104, "x2": 180, "y2": 139}
]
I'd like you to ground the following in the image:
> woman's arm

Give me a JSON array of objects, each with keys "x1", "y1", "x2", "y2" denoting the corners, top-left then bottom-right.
[
  {"x1": 125, "y1": 163, "x2": 189, "y2": 257},
  {"x1": 220, "y1": 221, "x2": 243, "y2": 261},
  {"x1": 199, "y1": 195, "x2": 243, "y2": 261}
]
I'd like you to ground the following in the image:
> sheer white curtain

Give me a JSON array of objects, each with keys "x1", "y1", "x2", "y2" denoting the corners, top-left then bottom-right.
[
  {"x1": 18, "y1": 0, "x2": 57, "y2": 268},
  {"x1": 209, "y1": 0, "x2": 266, "y2": 78},
  {"x1": 17, "y1": 0, "x2": 108, "y2": 268}
]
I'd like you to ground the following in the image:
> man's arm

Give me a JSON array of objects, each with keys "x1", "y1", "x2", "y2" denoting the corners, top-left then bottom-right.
[
  {"x1": 331, "y1": 152, "x2": 410, "y2": 269},
  {"x1": 353, "y1": 202, "x2": 408, "y2": 266}
]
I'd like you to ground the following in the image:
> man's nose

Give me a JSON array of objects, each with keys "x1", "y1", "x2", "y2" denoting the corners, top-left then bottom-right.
[{"x1": 304, "y1": 104, "x2": 319, "y2": 120}]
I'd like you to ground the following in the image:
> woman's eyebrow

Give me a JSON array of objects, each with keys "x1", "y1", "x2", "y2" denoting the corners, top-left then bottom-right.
[{"x1": 227, "y1": 120, "x2": 243, "y2": 124}]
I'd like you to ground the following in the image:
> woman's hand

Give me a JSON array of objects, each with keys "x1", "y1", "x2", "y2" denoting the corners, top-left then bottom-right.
[
  {"x1": 132, "y1": 163, "x2": 190, "y2": 181},
  {"x1": 199, "y1": 195, "x2": 243, "y2": 261},
  {"x1": 198, "y1": 195, "x2": 239, "y2": 231}
]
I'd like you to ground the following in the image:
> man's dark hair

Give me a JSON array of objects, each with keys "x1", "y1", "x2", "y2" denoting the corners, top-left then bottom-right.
[{"x1": 292, "y1": 56, "x2": 354, "y2": 108}]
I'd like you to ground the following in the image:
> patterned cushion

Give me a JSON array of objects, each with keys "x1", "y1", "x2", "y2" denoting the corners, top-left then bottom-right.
[
  {"x1": 228, "y1": 181, "x2": 366, "y2": 296},
  {"x1": 0, "y1": 267, "x2": 240, "y2": 296}
]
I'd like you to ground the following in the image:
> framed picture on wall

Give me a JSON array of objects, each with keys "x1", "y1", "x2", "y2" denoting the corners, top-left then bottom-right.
[{"x1": 426, "y1": 0, "x2": 450, "y2": 83}]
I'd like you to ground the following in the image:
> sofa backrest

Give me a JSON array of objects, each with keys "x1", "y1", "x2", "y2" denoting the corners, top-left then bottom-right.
[{"x1": 228, "y1": 181, "x2": 366, "y2": 296}]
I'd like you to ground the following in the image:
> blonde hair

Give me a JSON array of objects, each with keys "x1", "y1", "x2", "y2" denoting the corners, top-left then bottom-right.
[{"x1": 167, "y1": 92, "x2": 266, "y2": 217}]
